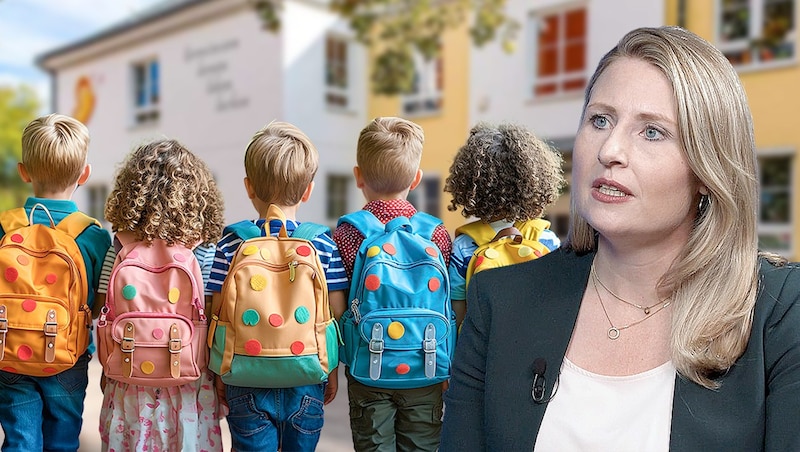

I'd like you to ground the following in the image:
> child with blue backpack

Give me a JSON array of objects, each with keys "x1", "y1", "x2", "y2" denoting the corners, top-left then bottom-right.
[
  {"x1": 444, "y1": 122, "x2": 564, "y2": 328},
  {"x1": 333, "y1": 116, "x2": 453, "y2": 452},
  {"x1": 207, "y1": 121, "x2": 348, "y2": 452},
  {"x1": 95, "y1": 139, "x2": 225, "y2": 451},
  {"x1": 0, "y1": 113, "x2": 111, "y2": 451}
]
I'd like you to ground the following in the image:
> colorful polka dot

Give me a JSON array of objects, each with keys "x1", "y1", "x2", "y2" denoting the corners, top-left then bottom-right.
[
  {"x1": 474, "y1": 256, "x2": 485, "y2": 268},
  {"x1": 365, "y1": 275, "x2": 381, "y2": 291},
  {"x1": 21, "y1": 299, "x2": 36, "y2": 312},
  {"x1": 127, "y1": 251, "x2": 139, "y2": 260},
  {"x1": 518, "y1": 246, "x2": 533, "y2": 258},
  {"x1": 534, "y1": 250, "x2": 543, "y2": 257},
  {"x1": 10, "y1": 234, "x2": 23, "y2": 243},
  {"x1": 168, "y1": 288, "x2": 180, "y2": 304},
  {"x1": 296, "y1": 245, "x2": 311, "y2": 257},
  {"x1": 382, "y1": 243, "x2": 396, "y2": 255},
  {"x1": 141, "y1": 361, "x2": 155, "y2": 374},
  {"x1": 244, "y1": 339, "x2": 261, "y2": 355},
  {"x1": 152, "y1": 328, "x2": 164, "y2": 340},
  {"x1": 395, "y1": 363, "x2": 410, "y2": 375},
  {"x1": 269, "y1": 314, "x2": 283, "y2": 327},
  {"x1": 260, "y1": 248, "x2": 271, "y2": 260},
  {"x1": 290, "y1": 341, "x2": 305, "y2": 355},
  {"x1": 242, "y1": 245, "x2": 259, "y2": 256},
  {"x1": 4, "y1": 268, "x2": 18, "y2": 283},
  {"x1": 45, "y1": 274, "x2": 57, "y2": 284},
  {"x1": 17, "y1": 345, "x2": 32, "y2": 361},
  {"x1": 122, "y1": 285, "x2": 137, "y2": 300},
  {"x1": 425, "y1": 247, "x2": 438, "y2": 258},
  {"x1": 242, "y1": 309, "x2": 260, "y2": 326},
  {"x1": 285, "y1": 249, "x2": 295, "y2": 258},
  {"x1": 173, "y1": 253, "x2": 186, "y2": 262},
  {"x1": 428, "y1": 278, "x2": 441, "y2": 292},
  {"x1": 42, "y1": 367, "x2": 57, "y2": 374},
  {"x1": 294, "y1": 306, "x2": 310, "y2": 324},
  {"x1": 387, "y1": 321, "x2": 405, "y2": 339},
  {"x1": 1, "y1": 367, "x2": 16, "y2": 373},
  {"x1": 16, "y1": 255, "x2": 28, "y2": 266},
  {"x1": 367, "y1": 246, "x2": 381, "y2": 258},
  {"x1": 484, "y1": 248, "x2": 500, "y2": 259},
  {"x1": 250, "y1": 275, "x2": 267, "y2": 291}
]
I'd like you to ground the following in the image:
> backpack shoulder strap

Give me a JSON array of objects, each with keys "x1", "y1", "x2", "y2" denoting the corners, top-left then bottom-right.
[
  {"x1": 56, "y1": 212, "x2": 101, "y2": 239},
  {"x1": 409, "y1": 212, "x2": 443, "y2": 240},
  {"x1": 454, "y1": 220, "x2": 495, "y2": 245},
  {"x1": 338, "y1": 210, "x2": 384, "y2": 238},
  {"x1": 292, "y1": 222, "x2": 330, "y2": 241},
  {"x1": 514, "y1": 219, "x2": 551, "y2": 242},
  {"x1": 0, "y1": 208, "x2": 30, "y2": 232},
  {"x1": 225, "y1": 220, "x2": 262, "y2": 241}
]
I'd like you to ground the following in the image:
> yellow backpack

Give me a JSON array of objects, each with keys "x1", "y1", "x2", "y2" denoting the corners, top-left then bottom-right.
[
  {"x1": 455, "y1": 219, "x2": 552, "y2": 285},
  {"x1": 0, "y1": 204, "x2": 98, "y2": 376}
]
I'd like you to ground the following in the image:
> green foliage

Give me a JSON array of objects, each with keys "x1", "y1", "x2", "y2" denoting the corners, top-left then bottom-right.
[
  {"x1": 0, "y1": 85, "x2": 39, "y2": 209},
  {"x1": 252, "y1": 0, "x2": 516, "y2": 95}
]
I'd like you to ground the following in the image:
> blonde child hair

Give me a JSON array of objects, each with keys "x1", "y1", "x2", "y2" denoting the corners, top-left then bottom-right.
[
  {"x1": 21, "y1": 113, "x2": 89, "y2": 193},
  {"x1": 104, "y1": 139, "x2": 224, "y2": 245},
  {"x1": 244, "y1": 121, "x2": 319, "y2": 205},
  {"x1": 356, "y1": 117, "x2": 424, "y2": 194}
]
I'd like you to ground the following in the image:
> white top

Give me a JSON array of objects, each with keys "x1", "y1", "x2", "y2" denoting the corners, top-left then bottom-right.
[{"x1": 533, "y1": 358, "x2": 676, "y2": 452}]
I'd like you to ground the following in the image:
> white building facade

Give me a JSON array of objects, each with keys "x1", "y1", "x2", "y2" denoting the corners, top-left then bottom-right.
[{"x1": 38, "y1": 0, "x2": 368, "y2": 226}]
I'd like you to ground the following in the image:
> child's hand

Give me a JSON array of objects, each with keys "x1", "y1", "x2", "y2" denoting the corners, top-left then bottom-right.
[
  {"x1": 100, "y1": 372, "x2": 107, "y2": 394},
  {"x1": 442, "y1": 380, "x2": 449, "y2": 392},
  {"x1": 324, "y1": 368, "x2": 338, "y2": 405},
  {"x1": 214, "y1": 375, "x2": 229, "y2": 417}
]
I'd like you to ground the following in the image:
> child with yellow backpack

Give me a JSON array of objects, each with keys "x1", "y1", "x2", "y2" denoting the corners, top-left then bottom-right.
[{"x1": 445, "y1": 123, "x2": 565, "y2": 328}]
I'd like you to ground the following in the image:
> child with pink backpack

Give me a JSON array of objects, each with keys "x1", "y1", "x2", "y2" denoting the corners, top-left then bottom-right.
[{"x1": 94, "y1": 139, "x2": 226, "y2": 451}]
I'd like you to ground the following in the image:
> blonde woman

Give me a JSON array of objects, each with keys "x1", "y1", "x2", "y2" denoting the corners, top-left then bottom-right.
[{"x1": 441, "y1": 26, "x2": 800, "y2": 450}]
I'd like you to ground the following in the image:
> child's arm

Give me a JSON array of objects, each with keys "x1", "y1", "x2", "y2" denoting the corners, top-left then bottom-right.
[
  {"x1": 329, "y1": 289, "x2": 346, "y2": 320},
  {"x1": 452, "y1": 299, "x2": 467, "y2": 331},
  {"x1": 324, "y1": 367, "x2": 338, "y2": 405}
]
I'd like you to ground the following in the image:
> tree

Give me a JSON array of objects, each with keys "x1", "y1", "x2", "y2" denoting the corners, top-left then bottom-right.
[
  {"x1": 0, "y1": 85, "x2": 40, "y2": 209},
  {"x1": 253, "y1": 0, "x2": 517, "y2": 95}
]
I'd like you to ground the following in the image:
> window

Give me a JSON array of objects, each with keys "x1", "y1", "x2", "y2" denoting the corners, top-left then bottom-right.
[
  {"x1": 325, "y1": 36, "x2": 349, "y2": 108},
  {"x1": 326, "y1": 174, "x2": 352, "y2": 220},
  {"x1": 132, "y1": 59, "x2": 160, "y2": 124},
  {"x1": 718, "y1": 0, "x2": 795, "y2": 66},
  {"x1": 758, "y1": 154, "x2": 792, "y2": 254},
  {"x1": 86, "y1": 184, "x2": 108, "y2": 222},
  {"x1": 407, "y1": 176, "x2": 441, "y2": 216},
  {"x1": 402, "y1": 50, "x2": 443, "y2": 115},
  {"x1": 530, "y1": 5, "x2": 587, "y2": 98}
]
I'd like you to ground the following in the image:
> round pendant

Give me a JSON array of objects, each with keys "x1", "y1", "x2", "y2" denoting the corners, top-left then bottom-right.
[
  {"x1": 607, "y1": 327, "x2": 620, "y2": 340},
  {"x1": 644, "y1": 307, "x2": 651, "y2": 315}
]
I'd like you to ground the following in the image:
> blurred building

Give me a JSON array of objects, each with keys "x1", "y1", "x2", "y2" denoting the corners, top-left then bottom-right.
[
  {"x1": 37, "y1": 0, "x2": 369, "y2": 227},
  {"x1": 38, "y1": 0, "x2": 798, "y2": 258}
]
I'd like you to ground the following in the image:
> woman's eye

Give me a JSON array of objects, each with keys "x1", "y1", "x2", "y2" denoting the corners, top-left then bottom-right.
[
  {"x1": 591, "y1": 115, "x2": 609, "y2": 129},
  {"x1": 644, "y1": 127, "x2": 664, "y2": 141}
]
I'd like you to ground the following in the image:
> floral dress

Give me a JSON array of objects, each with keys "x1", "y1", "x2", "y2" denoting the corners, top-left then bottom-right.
[{"x1": 97, "y1": 243, "x2": 223, "y2": 452}]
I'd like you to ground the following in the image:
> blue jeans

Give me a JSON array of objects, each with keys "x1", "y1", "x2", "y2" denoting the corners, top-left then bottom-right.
[
  {"x1": 0, "y1": 352, "x2": 90, "y2": 452},
  {"x1": 226, "y1": 383, "x2": 326, "y2": 452}
]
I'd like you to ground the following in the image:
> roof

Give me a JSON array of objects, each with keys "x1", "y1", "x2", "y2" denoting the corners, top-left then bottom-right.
[{"x1": 35, "y1": 0, "x2": 210, "y2": 68}]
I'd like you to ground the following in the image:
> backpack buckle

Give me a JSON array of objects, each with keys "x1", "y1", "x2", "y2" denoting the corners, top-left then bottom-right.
[
  {"x1": 168, "y1": 338, "x2": 182, "y2": 353},
  {"x1": 43, "y1": 322, "x2": 58, "y2": 337},
  {"x1": 369, "y1": 323, "x2": 384, "y2": 381},
  {"x1": 0, "y1": 318, "x2": 7, "y2": 334},
  {"x1": 423, "y1": 323, "x2": 437, "y2": 378},
  {"x1": 120, "y1": 336, "x2": 135, "y2": 352}
]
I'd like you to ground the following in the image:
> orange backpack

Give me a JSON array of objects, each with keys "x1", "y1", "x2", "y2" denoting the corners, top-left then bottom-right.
[{"x1": 0, "y1": 204, "x2": 98, "y2": 376}]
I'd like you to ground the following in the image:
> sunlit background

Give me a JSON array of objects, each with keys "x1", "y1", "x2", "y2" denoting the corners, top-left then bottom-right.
[{"x1": 0, "y1": 0, "x2": 796, "y2": 450}]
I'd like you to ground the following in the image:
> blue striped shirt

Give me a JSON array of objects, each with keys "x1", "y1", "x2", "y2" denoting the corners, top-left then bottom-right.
[{"x1": 207, "y1": 218, "x2": 349, "y2": 294}]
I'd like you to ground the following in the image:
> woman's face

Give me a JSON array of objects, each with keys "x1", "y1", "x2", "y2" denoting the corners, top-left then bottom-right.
[{"x1": 573, "y1": 57, "x2": 701, "y2": 248}]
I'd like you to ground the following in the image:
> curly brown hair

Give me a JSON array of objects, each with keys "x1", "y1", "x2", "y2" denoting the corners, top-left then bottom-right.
[
  {"x1": 105, "y1": 139, "x2": 224, "y2": 246},
  {"x1": 445, "y1": 123, "x2": 564, "y2": 222}
]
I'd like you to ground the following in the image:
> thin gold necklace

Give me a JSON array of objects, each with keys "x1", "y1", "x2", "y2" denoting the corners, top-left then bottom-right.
[
  {"x1": 591, "y1": 271, "x2": 671, "y2": 340},
  {"x1": 590, "y1": 264, "x2": 663, "y2": 315}
]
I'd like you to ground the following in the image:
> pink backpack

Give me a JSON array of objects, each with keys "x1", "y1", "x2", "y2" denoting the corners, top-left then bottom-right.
[{"x1": 97, "y1": 233, "x2": 208, "y2": 387}]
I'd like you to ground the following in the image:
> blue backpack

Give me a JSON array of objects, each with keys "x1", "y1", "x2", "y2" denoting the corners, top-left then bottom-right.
[{"x1": 338, "y1": 210, "x2": 455, "y2": 389}]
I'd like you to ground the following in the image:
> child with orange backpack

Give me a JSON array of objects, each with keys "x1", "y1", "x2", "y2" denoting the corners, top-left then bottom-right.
[
  {"x1": 445, "y1": 122, "x2": 565, "y2": 328},
  {"x1": 95, "y1": 139, "x2": 225, "y2": 451},
  {"x1": 0, "y1": 114, "x2": 111, "y2": 451},
  {"x1": 206, "y1": 121, "x2": 348, "y2": 452}
]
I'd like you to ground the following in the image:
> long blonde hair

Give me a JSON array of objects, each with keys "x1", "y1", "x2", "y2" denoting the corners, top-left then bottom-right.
[{"x1": 567, "y1": 27, "x2": 760, "y2": 388}]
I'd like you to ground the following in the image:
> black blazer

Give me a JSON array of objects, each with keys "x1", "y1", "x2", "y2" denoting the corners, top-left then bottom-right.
[{"x1": 441, "y1": 248, "x2": 800, "y2": 451}]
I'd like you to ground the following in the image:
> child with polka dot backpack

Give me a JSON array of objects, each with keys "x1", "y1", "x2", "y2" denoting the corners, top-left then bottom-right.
[
  {"x1": 95, "y1": 139, "x2": 226, "y2": 451},
  {"x1": 445, "y1": 123, "x2": 565, "y2": 329}
]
